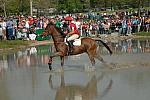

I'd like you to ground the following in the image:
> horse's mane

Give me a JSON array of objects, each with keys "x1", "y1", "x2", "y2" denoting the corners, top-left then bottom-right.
[
  {"x1": 47, "y1": 22, "x2": 66, "y2": 38},
  {"x1": 47, "y1": 22, "x2": 54, "y2": 25}
]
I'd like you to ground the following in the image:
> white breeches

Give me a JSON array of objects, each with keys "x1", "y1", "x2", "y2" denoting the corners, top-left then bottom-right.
[{"x1": 67, "y1": 34, "x2": 79, "y2": 41}]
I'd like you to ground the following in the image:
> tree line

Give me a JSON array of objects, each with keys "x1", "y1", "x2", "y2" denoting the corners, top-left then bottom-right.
[{"x1": 0, "y1": 0, "x2": 149, "y2": 17}]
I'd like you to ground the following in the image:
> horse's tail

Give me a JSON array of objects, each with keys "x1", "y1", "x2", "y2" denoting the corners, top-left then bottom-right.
[{"x1": 96, "y1": 40, "x2": 112, "y2": 55}]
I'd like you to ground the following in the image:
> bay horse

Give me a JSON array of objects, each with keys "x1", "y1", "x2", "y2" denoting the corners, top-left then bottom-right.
[
  {"x1": 41, "y1": 23, "x2": 112, "y2": 70},
  {"x1": 48, "y1": 72, "x2": 113, "y2": 100}
]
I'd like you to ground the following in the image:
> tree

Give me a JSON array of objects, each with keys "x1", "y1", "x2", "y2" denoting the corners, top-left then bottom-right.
[
  {"x1": 0, "y1": 0, "x2": 149, "y2": 16},
  {"x1": 57, "y1": 0, "x2": 83, "y2": 13},
  {"x1": 0, "y1": 0, "x2": 8, "y2": 17}
]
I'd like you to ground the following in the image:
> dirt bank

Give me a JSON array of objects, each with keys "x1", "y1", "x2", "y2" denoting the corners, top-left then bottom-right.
[{"x1": 29, "y1": 40, "x2": 53, "y2": 46}]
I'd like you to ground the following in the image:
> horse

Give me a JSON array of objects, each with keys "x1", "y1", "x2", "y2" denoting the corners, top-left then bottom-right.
[
  {"x1": 49, "y1": 72, "x2": 113, "y2": 100},
  {"x1": 41, "y1": 23, "x2": 112, "y2": 70}
]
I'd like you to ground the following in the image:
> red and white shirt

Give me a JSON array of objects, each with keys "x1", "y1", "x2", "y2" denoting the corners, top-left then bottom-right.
[{"x1": 69, "y1": 22, "x2": 80, "y2": 35}]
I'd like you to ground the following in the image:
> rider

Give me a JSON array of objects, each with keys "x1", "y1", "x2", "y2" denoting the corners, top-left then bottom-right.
[{"x1": 64, "y1": 16, "x2": 80, "y2": 54}]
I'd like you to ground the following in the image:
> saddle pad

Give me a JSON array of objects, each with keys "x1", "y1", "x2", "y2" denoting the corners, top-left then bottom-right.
[
  {"x1": 73, "y1": 39, "x2": 81, "y2": 46},
  {"x1": 65, "y1": 38, "x2": 81, "y2": 46}
]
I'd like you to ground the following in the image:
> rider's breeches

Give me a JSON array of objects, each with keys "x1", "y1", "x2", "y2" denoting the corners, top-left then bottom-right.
[{"x1": 67, "y1": 34, "x2": 79, "y2": 41}]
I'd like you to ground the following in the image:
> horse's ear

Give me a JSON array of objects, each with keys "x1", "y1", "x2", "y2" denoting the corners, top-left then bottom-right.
[{"x1": 48, "y1": 20, "x2": 55, "y2": 25}]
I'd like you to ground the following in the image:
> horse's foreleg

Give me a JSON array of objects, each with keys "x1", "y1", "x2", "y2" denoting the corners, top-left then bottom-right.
[
  {"x1": 48, "y1": 52, "x2": 64, "y2": 70},
  {"x1": 60, "y1": 56, "x2": 64, "y2": 67},
  {"x1": 48, "y1": 56, "x2": 53, "y2": 70}
]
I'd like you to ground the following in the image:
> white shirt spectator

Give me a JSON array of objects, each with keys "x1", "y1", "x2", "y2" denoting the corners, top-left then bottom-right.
[
  {"x1": 2, "y1": 21, "x2": 6, "y2": 30},
  {"x1": 75, "y1": 21, "x2": 81, "y2": 29},
  {"x1": 0, "y1": 24, "x2": 3, "y2": 36},
  {"x1": 29, "y1": 34, "x2": 36, "y2": 40},
  {"x1": 25, "y1": 21, "x2": 30, "y2": 29}
]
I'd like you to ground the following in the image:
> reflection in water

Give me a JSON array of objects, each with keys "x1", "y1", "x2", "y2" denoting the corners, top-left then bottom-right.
[
  {"x1": 0, "y1": 39, "x2": 150, "y2": 100},
  {"x1": 99, "y1": 39, "x2": 150, "y2": 54},
  {"x1": 0, "y1": 45, "x2": 53, "y2": 72},
  {"x1": 49, "y1": 72, "x2": 113, "y2": 100},
  {"x1": 15, "y1": 45, "x2": 53, "y2": 67},
  {"x1": 0, "y1": 55, "x2": 8, "y2": 77},
  {"x1": 0, "y1": 39, "x2": 150, "y2": 74}
]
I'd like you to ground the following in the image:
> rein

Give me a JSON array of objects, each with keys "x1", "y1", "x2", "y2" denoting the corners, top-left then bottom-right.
[
  {"x1": 44, "y1": 23, "x2": 67, "y2": 44},
  {"x1": 52, "y1": 26, "x2": 66, "y2": 39},
  {"x1": 50, "y1": 26, "x2": 66, "y2": 45}
]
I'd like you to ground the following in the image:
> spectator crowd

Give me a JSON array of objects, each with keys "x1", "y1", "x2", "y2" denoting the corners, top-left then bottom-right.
[{"x1": 0, "y1": 9, "x2": 150, "y2": 41}]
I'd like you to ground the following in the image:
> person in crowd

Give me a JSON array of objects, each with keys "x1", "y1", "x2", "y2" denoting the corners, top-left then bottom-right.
[
  {"x1": 43, "y1": 17, "x2": 49, "y2": 29},
  {"x1": 145, "y1": 17, "x2": 150, "y2": 32},
  {"x1": 82, "y1": 22, "x2": 90, "y2": 37},
  {"x1": 55, "y1": 16, "x2": 61, "y2": 28},
  {"x1": 33, "y1": 16, "x2": 38, "y2": 28},
  {"x1": 110, "y1": 20, "x2": 116, "y2": 33},
  {"x1": 75, "y1": 17, "x2": 81, "y2": 31},
  {"x1": 16, "y1": 16, "x2": 19, "y2": 29},
  {"x1": 37, "y1": 17, "x2": 44, "y2": 29},
  {"x1": 99, "y1": 21, "x2": 105, "y2": 34},
  {"x1": 103, "y1": 21, "x2": 110, "y2": 34},
  {"x1": 2, "y1": 18, "x2": 6, "y2": 40},
  {"x1": 20, "y1": 19, "x2": 28, "y2": 39},
  {"x1": 0, "y1": 18, "x2": 3, "y2": 40},
  {"x1": 121, "y1": 18, "x2": 127, "y2": 36},
  {"x1": 6, "y1": 16, "x2": 14, "y2": 40},
  {"x1": 132, "y1": 17, "x2": 139, "y2": 33},
  {"x1": 0, "y1": 24, "x2": 3, "y2": 40},
  {"x1": 127, "y1": 18, "x2": 132, "y2": 35}
]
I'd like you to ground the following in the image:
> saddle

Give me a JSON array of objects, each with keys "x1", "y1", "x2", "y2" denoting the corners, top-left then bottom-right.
[
  {"x1": 65, "y1": 38, "x2": 81, "y2": 46},
  {"x1": 65, "y1": 38, "x2": 81, "y2": 55}
]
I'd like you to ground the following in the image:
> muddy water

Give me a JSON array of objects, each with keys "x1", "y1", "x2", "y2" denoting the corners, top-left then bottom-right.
[{"x1": 0, "y1": 39, "x2": 150, "y2": 100}]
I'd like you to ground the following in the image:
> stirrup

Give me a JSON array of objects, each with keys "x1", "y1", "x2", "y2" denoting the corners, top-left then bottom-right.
[{"x1": 68, "y1": 46, "x2": 73, "y2": 55}]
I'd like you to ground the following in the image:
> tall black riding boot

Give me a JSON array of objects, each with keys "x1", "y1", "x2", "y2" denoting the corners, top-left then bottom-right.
[{"x1": 67, "y1": 40, "x2": 73, "y2": 55}]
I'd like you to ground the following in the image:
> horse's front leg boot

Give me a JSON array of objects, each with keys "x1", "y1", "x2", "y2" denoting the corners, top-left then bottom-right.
[
  {"x1": 48, "y1": 63, "x2": 52, "y2": 70},
  {"x1": 48, "y1": 57, "x2": 53, "y2": 64}
]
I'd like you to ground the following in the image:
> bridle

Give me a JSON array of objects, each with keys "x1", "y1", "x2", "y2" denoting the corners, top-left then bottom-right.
[{"x1": 45, "y1": 25, "x2": 65, "y2": 39}]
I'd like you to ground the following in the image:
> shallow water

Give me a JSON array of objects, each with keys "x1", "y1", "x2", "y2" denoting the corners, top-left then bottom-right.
[{"x1": 0, "y1": 39, "x2": 150, "y2": 100}]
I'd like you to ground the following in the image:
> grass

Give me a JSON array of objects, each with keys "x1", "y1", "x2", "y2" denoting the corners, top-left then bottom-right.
[
  {"x1": 0, "y1": 40, "x2": 30, "y2": 49},
  {"x1": 135, "y1": 32, "x2": 150, "y2": 36}
]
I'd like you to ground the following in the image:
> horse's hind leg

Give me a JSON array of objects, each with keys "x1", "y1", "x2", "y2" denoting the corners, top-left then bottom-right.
[
  {"x1": 94, "y1": 46, "x2": 105, "y2": 63},
  {"x1": 87, "y1": 53, "x2": 96, "y2": 67},
  {"x1": 90, "y1": 56, "x2": 95, "y2": 67},
  {"x1": 94, "y1": 53, "x2": 105, "y2": 63},
  {"x1": 86, "y1": 53, "x2": 96, "y2": 71}
]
